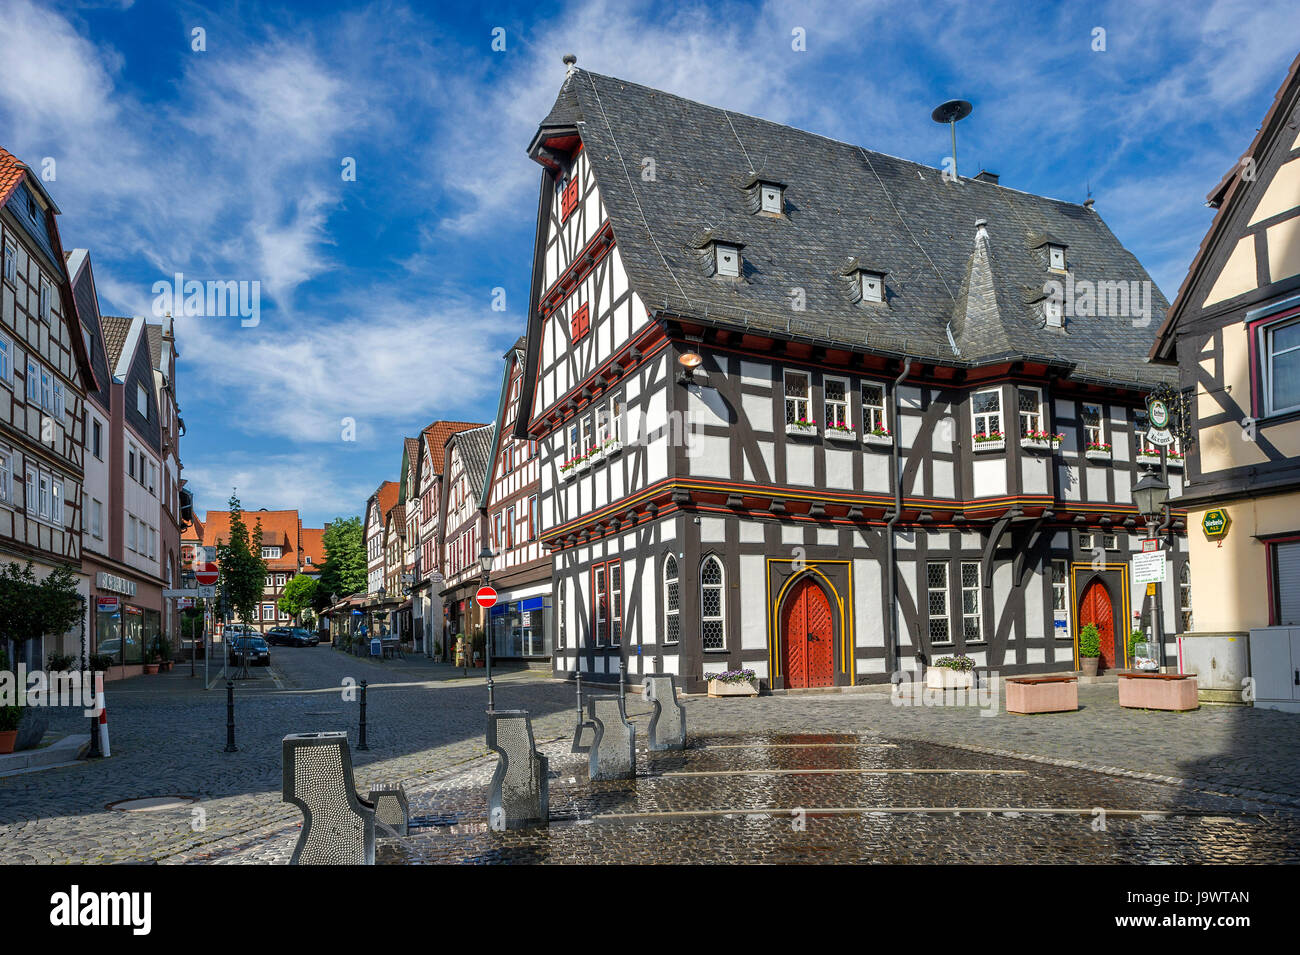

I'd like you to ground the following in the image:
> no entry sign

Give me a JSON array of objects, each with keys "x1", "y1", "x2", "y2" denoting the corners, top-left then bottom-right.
[
  {"x1": 475, "y1": 586, "x2": 498, "y2": 609},
  {"x1": 195, "y1": 561, "x2": 219, "y2": 586}
]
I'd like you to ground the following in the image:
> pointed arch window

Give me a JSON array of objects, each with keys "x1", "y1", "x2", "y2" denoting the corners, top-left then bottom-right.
[
  {"x1": 663, "y1": 555, "x2": 680, "y2": 645},
  {"x1": 700, "y1": 555, "x2": 726, "y2": 650}
]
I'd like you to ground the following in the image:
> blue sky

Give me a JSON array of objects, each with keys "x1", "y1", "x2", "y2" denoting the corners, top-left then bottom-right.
[{"x1": 2, "y1": 0, "x2": 1297, "y2": 527}]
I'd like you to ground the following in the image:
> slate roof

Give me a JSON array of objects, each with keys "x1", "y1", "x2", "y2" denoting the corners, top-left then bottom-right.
[
  {"x1": 100, "y1": 315, "x2": 134, "y2": 371},
  {"x1": 449, "y1": 424, "x2": 496, "y2": 497},
  {"x1": 145, "y1": 323, "x2": 163, "y2": 369},
  {"x1": 535, "y1": 71, "x2": 1175, "y2": 388}
]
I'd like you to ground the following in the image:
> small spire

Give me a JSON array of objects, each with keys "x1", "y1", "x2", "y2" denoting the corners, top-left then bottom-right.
[{"x1": 563, "y1": 53, "x2": 577, "y2": 75}]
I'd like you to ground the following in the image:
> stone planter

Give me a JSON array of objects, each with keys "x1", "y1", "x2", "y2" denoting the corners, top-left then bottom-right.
[
  {"x1": 145, "y1": 663, "x2": 160, "y2": 675},
  {"x1": 863, "y1": 432, "x2": 893, "y2": 448},
  {"x1": 926, "y1": 668, "x2": 974, "y2": 689},
  {"x1": 1080, "y1": 656, "x2": 1099, "y2": 677},
  {"x1": 708, "y1": 678, "x2": 759, "y2": 698},
  {"x1": 1006, "y1": 676, "x2": 1078, "y2": 714},
  {"x1": 785, "y1": 423, "x2": 817, "y2": 438},
  {"x1": 973, "y1": 437, "x2": 1005, "y2": 452},
  {"x1": 1118, "y1": 672, "x2": 1199, "y2": 711}
]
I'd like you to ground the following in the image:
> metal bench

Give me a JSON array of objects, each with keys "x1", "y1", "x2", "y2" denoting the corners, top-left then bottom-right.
[
  {"x1": 368, "y1": 783, "x2": 409, "y2": 837},
  {"x1": 486, "y1": 710, "x2": 549, "y2": 831},
  {"x1": 282, "y1": 732, "x2": 375, "y2": 865},
  {"x1": 587, "y1": 696, "x2": 636, "y2": 780},
  {"x1": 644, "y1": 674, "x2": 687, "y2": 751}
]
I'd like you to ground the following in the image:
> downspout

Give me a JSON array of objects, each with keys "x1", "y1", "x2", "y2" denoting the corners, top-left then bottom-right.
[{"x1": 884, "y1": 356, "x2": 914, "y2": 677}]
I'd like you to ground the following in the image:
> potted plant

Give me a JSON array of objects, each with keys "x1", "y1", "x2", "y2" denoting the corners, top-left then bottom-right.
[
  {"x1": 973, "y1": 430, "x2": 1006, "y2": 452},
  {"x1": 1078, "y1": 623, "x2": 1101, "y2": 676},
  {"x1": 927, "y1": 654, "x2": 976, "y2": 688},
  {"x1": 152, "y1": 636, "x2": 174, "y2": 672},
  {"x1": 0, "y1": 703, "x2": 20, "y2": 755},
  {"x1": 707, "y1": 668, "x2": 759, "y2": 697}
]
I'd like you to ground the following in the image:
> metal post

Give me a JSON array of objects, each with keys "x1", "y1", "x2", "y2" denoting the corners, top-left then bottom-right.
[
  {"x1": 618, "y1": 658, "x2": 626, "y2": 707},
  {"x1": 357, "y1": 679, "x2": 369, "y2": 751},
  {"x1": 87, "y1": 671, "x2": 103, "y2": 759},
  {"x1": 483, "y1": 570, "x2": 494, "y2": 712},
  {"x1": 574, "y1": 670, "x2": 583, "y2": 724},
  {"x1": 224, "y1": 680, "x2": 238, "y2": 752}
]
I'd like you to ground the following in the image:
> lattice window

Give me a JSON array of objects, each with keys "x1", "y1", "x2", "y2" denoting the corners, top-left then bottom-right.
[
  {"x1": 1018, "y1": 387, "x2": 1043, "y2": 437},
  {"x1": 784, "y1": 371, "x2": 811, "y2": 426},
  {"x1": 610, "y1": 561, "x2": 622, "y2": 646},
  {"x1": 1082, "y1": 403, "x2": 1105, "y2": 447},
  {"x1": 927, "y1": 562, "x2": 950, "y2": 644},
  {"x1": 700, "y1": 556, "x2": 725, "y2": 649},
  {"x1": 664, "y1": 555, "x2": 680, "y2": 645},
  {"x1": 862, "y1": 382, "x2": 886, "y2": 433},
  {"x1": 1180, "y1": 563, "x2": 1193, "y2": 633},
  {"x1": 961, "y1": 562, "x2": 982, "y2": 643},
  {"x1": 824, "y1": 377, "x2": 850, "y2": 430},
  {"x1": 593, "y1": 564, "x2": 608, "y2": 647},
  {"x1": 971, "y1": 389, "x2": 1001, "y2": 439}
]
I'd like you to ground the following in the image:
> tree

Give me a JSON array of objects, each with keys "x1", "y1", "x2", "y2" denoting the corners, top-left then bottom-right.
[
  {"x1": 215, "y1": 493, "x2": 268, "y2": 632},
  {"x1": 0, "y1": 561, "x2": 85, "y2": 668},
  {"x1": 315, "y1": 516, "x2": 367, "y2": 610},
  {"x1": 278, "y1": 574, "x2": 318, "y2": 626}
]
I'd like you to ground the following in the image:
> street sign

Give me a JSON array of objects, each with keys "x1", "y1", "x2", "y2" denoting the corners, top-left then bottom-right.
[
  {"x1": 163, "y1": 588, "x2": 199, "y2": 598},
  {"x1": 1202, "y1": 508, "x2": 1231, "y2": 539},
  {"x1": 475, "y1": 586, "x2": 498, "y2": 609},
  {"x1": 177, "y1": 598, "x2": 194, "y2": 610},
  {"x1": 198, "y1": 585, "x2": 216, "y2": 599},
  {"x1": 96, "y1": 596, "x2": 119, "y2": 612},
  {"x1": 1141, "y1": 538, "x2": 1160, "y2": 553},
  {"x1": 201, "y1": 546, "x2": 217, "y2": 563},
  {"x1": 1132, "y1": 550, "x2": 1166, "y2": 586},
  {"x1": 1145, "y1": 393, "x2": 1176, "y2": 446},
  {"x1": 195, "y1": 561, "x2": 219, "y2": 586}
]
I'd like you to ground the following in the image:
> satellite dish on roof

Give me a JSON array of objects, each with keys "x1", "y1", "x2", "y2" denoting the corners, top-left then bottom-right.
[{"x1": 931, "y1": 99, "x2": 973, "y2": 180}]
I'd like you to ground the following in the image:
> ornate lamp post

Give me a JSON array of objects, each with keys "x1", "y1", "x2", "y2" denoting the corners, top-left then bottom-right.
[
  {"x1": 479, "y1": 544, "x2": 496, "y2": 710},
  {"x1": 1133, "y1": 469, "x2": 1170, "y2": 657}
]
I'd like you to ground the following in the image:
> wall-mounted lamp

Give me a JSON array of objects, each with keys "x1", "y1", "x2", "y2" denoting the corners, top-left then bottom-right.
[{"x1": 677, "y1": 350, "x2": 706, "y2": 385}]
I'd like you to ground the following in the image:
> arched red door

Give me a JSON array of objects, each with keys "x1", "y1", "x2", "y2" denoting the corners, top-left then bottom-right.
[
  {"x1": 782, "y1": 577, "x2": 835, "y2": 688},
  {"x1": 1078, "y1": 579, "x2": 1118, "y2": 671}
]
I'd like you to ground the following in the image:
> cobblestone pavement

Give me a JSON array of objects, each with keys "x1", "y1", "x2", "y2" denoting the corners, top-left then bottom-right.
[{"x1": 2, "y1": 645, "x2": 1298, "y2": 864}]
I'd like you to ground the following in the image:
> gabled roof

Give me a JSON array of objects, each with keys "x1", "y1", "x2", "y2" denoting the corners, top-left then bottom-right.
[
  {"x1": 527, "y1": 70, "x2": 1173, "y2": 387},
  {"x1": 100, "y1": 315, "x2": 134, "y2": 371},
  {"x1": 1151, "y1": 50, "x2": 1300, "y2": 363},
  {"x1": 366, "y1": 481, "x2": 400, "y2": 529},
  {"x1": 421, "y1": 421, "x2": 485, "y2": 476},
  {"x1": 447, "y1": 424, "x2": 495, "y2": 504},
  {"x1": 196, "y1": 508, "x2": 305, "y2": 572},
  {"x1": 299, "y1": 526, "x2": 326, "y2": 569}
]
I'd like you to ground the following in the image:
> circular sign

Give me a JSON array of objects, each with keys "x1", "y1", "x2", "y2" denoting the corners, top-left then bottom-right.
[
  {"x1": 1149, "y1": 398, "x2": 1170, "y2": 429},
  {"x1": 475, "y1": 586, "x2": 498, "y2": 609},
  {"x1": 195, "y1": 561, "x2": 219, "y2": 586}
]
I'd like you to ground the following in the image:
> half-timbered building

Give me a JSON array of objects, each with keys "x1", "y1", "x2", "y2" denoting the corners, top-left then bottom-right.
[
  {"x1": 1151, "y1": 51, "x2": 1300, "y2": 634},
  {"x1": 514, "y1": 68, "x2": 1190, "y2": 692},
  {"x1": 0, "y1": 148, "x2": 96, "y2": 666},
  {"x1": 438, "y1": 424, "x2": 494, "y2": 647}
]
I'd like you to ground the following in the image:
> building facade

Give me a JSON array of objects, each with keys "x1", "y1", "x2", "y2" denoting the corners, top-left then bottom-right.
[
  {"x1": 438, "y1": 425, "x2": 494, "y2": 652},
  {"x1": 0, "y1": 149, "x2": 95, "y2": 667},
  {"x1": 1151, "y1": 51, "x2": 1300, "y2": 634},
  {"x1": 514, "y1": 69, "x2": 1190, "y2": 692}
]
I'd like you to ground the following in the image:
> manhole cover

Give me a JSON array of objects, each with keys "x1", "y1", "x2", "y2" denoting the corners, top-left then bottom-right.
[{"x1": 107, "y1": 796, "x2": 197, "y2": 812}]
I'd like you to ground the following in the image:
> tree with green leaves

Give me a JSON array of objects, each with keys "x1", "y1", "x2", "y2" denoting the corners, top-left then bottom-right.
[
  {"x1": 315, "y1": 516, "x2": 367, "y2": 611},
  {"x1": 0, "y1": 561, "x2": 85, "y2": 668},
  {"x1": 278, "y1": 573, "x2": 318, "y2": 626},
  {"x1": 215, "y1": 493, "x2": 268, "y2": 632}
]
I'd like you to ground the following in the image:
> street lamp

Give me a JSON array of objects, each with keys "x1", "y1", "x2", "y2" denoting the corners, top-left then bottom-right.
[
  {"x1": 1132, "y1": 468, "x2": 1171, "y2": 665},
  {"x1": 479, "y1": 545, "x2": 496, "y2": 710}
]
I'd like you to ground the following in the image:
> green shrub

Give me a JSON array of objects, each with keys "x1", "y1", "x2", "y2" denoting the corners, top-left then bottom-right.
[{"x1": 1079, "y1": 623, "x2": 1101, "y2": 658}]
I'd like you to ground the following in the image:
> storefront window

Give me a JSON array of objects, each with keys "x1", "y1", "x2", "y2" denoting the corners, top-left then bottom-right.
[
  {"x1": 123, "y1": 606, "x2": 143, "y2": 664},
  {"x1": 143, "y1": 609, "x2": 161, "y2": 660},
  {"x1": 490, "y1": 596, "x2": 552, "y2": 658},
  {"x1": 96, "y1": 605, "x2": 122, "y2": 664}
]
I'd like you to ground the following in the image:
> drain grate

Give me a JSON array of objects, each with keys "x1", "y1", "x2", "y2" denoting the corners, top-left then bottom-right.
[{"x1": 107, "y1": 795, "x2": 197, "y2": 812}]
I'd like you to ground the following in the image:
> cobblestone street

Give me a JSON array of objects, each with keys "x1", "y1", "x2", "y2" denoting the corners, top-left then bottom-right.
[{"x1": 2, "y1": 645, "x2": 1298, "y2": 864}]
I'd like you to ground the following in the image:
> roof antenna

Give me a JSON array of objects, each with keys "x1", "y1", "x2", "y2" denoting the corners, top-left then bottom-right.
[
  {"x1": 563, "y1": 53, "x2": 577, "y2": 76},
  {"x1": 931, "y1": 99, "x2": 973, "y2": 181}
]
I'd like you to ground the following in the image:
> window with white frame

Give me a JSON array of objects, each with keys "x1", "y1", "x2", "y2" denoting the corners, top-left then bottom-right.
[
  {"x1": 1261, "y1": 317, "x2": 1300, "y2": 416},
  {"x1": 610, "y1": 561, "x2": 622, "y2": 646},
  {"x1": 127, "y1": 515, "x2": 137, "y2": 551},
  {"x1": 714, "y1": 243, "x2": 741, "y2": 277},
  {"x1": 759, "y1": 182, "x2": 784, "y2": 214},
  {"x1": 1048, "y1": 244, "x2": 1066, "y2": 271},
  {"x1": 25, "y1": 467, "x2": 35, "y2": 515},
  {"x1": 1082, "y1": 403, "x2": 1105, "y2": 448},
  {"x1": 2, "y1": 240, "x2": 14, "y2": 286},
  {"x1": 1051, "y1": 560, "x2": 1070, "y2": 636},
  {"x1": 1017, "y1": 387, "x2": 1043, "y2": 437},
  {"x1": 860, "y1": 271, "x2": 884, "y2": 303},
  {"x1": 824, "y1": 377, "x2": 850, "y2": 431},
  {"x1": 40, "y1": 367, "x2": 52, "y2": 413},
  {"x1": 784, "y1": 370, "x2": 811, "y2": 426},
  {"x1": 137, "y1": 383, "x2": 149, "y2": 418},
  {"x1": 595, "y1": 402, "x2": 610, "y2": 444},
  {"x1": 971, "y1": 389, "x2": 1002, "y2": 438},
  {"x1": 26, "y1": 359, "x2": 38, "y2": 404},
  {"x1": 528, "y1": 495, "x2": 538, "y2": 540},
  {"x1": 961, "y1": 562, "x2": 982, "y2": 642},
  {"x1": 38, "y1": 472, "x2": 49, "y2": 519},
  {"x1": 261, "y1": 547, "x2": 282, "y2": 559},
  {"x1": 0, "y1": 449, "x2": 10, "y2": 505},
  {"x1": 862, "y1": 382, "x2": 887, "y2": 433},
  {"x1": 1179, "y1": 563, "x2": 1193, "y2": 632},
  {"x1": 593, "y1": 563, "x2": 608, "y2": 648},
  {"x1": 0, "y1": 334, "x2": 10, "y2": 385},
  {"x1": 700, "y1": 555, "x2": 726, "y2": 649},
  {"x1": 39, "y1": 276, "x2": 51, "y2": 321},
  {"x1": 580, "y1": 412, "x2": 594, "y2": 455},
  {"x1": 1044, "y1": 295, "x2": 1063, "y2": 328},
  {"x1": 1101, "y1": 533, "x2": 1118, "y2": 550},
  {"x1": 566, "y1": 421, "x2": 580, "y2": 465},
  {"x1": 276, "y1": 574, "x2": 286, "y2": 587},
  {"x1": 53, "y1": 381, "x2": 64, "y2": 422},
  {"x1": 51, "y1": 479, "x2": 62, "y2": 525},
  {"x1": 557, "y1": 582, "x2": 566, "y2": 650},
  {"x1": 1079, "y1": 532, "x2": 1093, "y2": 550},
  {"x1": 92, "y1": 498, "x2": 103, "y2": 538},
  {"x1": 663, "y1": 555, "x2": 680, "y2": 645},
  {"x1": 927, "y1": 562, "x2": 951, "y2": 644}
]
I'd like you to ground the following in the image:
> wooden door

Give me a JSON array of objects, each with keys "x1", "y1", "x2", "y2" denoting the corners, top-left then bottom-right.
[
  {"x1": 1079, "y1": 579, "x2": 1118, "y2": 671},
  {"x1": 782, "y1": 577, "x2": 835, "y2": 688}
]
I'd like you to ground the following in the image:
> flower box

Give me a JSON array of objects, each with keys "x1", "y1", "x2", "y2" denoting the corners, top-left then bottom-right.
[
  {"x1": 824, "y1": 428, "x2": 857, "y2": 443},
  {"x1": 926, "y1": 668, "x2": 974, "y2": 689},
  {"x1": 1085, "y1": 449, "x2": 1112, "y2": 462},
  {"x1": 785, "y1": 422, "x2": 817, "y2": 437},
  {"x1": 586, "y1": 447, "x2": 604, "y2": 464},
  {"x1": 864, "y1": 432, "x2": 893, "y2": 448},
  {"x1": 708, "y1": 677, "x2": 759, "y2": 697},
  {"x1": 576, "y1": 457, "x2": 592, "y2": 472},
  {"x1": 1006, "y1": 676, "x2": 1078, "y2": 714},
  {"x1": 972, "y1": 436, "x2": 1005, "y2": 452},
  {"x1": 601, "y1": 439, "x2": 624, "y2": 457},
  {"x1": 1136, "y1": 453, "x2": 1163, "y2": 467},
  {"x1": 1019, "y1": 436, "x2": 1061, "y2": 452}
]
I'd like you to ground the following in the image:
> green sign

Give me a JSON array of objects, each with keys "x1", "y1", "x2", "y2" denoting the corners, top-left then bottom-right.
[{"x1": 1202, "y1": 509, "x2": 1231, "y2": 538}]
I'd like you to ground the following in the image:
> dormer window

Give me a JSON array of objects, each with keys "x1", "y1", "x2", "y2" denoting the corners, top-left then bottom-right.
[
  {"x1": 1048, "y1": 244, "x2": 1066, "y2": 271},
  {"x1": 859, "y1": 271, "x2": 884, "y2": 303},
  {"x1": 759, "y1": 181, "x2": 784, "y2": 214},
  {"x1": 1045, "y1": 295, "x2": 1063, "y2": 328},
  {"x1": 715, "y1": 243, "x2": 741, "y2": 277}
]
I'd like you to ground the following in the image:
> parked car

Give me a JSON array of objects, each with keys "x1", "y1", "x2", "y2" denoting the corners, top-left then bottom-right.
[
  {"x1": 288, "y1": 628, "x2": 319, "y2": 647},
  {"x1": 228, "y1": 636, "x2": 271, "y2": 666},
  {"x1": 264, "y1": 627, "x2": 294, "y2": 646}
]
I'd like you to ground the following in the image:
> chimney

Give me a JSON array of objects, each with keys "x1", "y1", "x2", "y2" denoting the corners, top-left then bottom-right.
[
  {"x1": 1083, "y1": 197, "x2": 1095, "y2": 210},
  {"x1": 974, "y1": 170, "x2": 999, "y2": 185}
]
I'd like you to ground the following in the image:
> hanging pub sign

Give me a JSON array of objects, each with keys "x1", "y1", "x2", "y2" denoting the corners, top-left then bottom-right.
[{"x1": 1144, "y1": 392, "x2": 1176, "y2": 447}]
